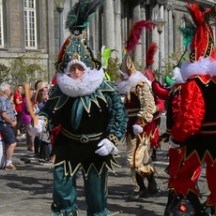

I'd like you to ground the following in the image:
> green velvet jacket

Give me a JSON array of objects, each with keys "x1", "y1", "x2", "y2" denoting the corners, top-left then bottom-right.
[{"x1": 40, "y1": 79, "x2": 128, "y2": 176}]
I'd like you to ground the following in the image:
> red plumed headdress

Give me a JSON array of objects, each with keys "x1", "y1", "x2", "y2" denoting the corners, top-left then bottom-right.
[
  {"x1": 188, "y1": 3, "x2": 216, "y2": 62},
  {"x1": 146, "y1": 42, "x2": 158, "y2": 67},
  {"x1": 120, "y1": 20, "x2": 155, "y2": 77},
  {"x1": 126, "y1": 20, "x2": 156, "y2": 52},
  {"x1": 143, "y1": 42, "x2": 158, "y2": 81}
]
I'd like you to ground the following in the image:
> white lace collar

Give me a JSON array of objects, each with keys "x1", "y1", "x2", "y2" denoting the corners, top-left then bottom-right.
[
  {"x1": 116, "y1": 71, "x2": 151, "y2": 95},
  {"x1": 57, "y1": 67, "x2": 104, "y2": 97}
]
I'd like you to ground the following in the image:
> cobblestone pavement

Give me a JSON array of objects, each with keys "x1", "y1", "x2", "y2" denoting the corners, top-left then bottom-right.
[{"x1": 0, "y1": 118, "x2": 210, "y2": 216}]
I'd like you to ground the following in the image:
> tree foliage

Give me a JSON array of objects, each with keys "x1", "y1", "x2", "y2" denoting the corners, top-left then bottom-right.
[
  {"x1": 153, "y1": 49, "x2": 186, "y2": 82},
  {"x1": 105, "y1": 57, "x2": 121, "y2": 81},
  {"x1": 1, "y1": 55, "x2": 47, "y2": 87},
  {"x1": 0, "y1": 64, "x2": 10, "y2": 84}
]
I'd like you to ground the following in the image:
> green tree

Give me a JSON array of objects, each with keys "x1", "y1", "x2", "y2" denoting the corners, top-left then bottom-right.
[
  {"x1": 0, "y1": 64, "x2": 10, "y2": 84},
  {"x1": 9, "y1": 55, "x2": 46, "y2": 87},
  {"x1": 152, "y1": 49, "x2": 186, "y2": 83},
  {"x1": 105, "y1": 57, "x2": 121, "y2": 81}
]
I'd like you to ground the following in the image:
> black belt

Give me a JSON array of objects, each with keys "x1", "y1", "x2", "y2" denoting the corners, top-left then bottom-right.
[
  {"x1": 200, "y1": 122, "x2": 216, "y2": 134},
  {"x1": 61, "y1": 128, "x2": 105, "y2": 143}
]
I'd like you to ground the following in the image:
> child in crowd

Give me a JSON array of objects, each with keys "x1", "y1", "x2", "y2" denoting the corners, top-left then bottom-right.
[{"x1": 34, "y1": 86, "x2": 52, "y2": 163}]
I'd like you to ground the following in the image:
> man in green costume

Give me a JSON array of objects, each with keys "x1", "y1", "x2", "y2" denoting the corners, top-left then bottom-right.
[{"x1": 33, "y1": 1, "x2": 128, "y2": 215}]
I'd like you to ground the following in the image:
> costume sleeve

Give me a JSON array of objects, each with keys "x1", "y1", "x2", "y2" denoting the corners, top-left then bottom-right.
[
  {"x1": 156, "y1": 97, "x2": 165, "y2": 113},
  {"x1": 136, "y1": 82, "x2": 156, "y2": 125},
  {"x1": 0, "y1": 99, "x2": 7, "y2": 113},
  {"x1": 106, "y1": 89, "x2": 128, "y2": 145},
  {"x1": 171, "y1": 80, "x2": 205, "y2": 142},
  {"x1": 39, "y1": 98, "x2": 60, "y2": 130}
]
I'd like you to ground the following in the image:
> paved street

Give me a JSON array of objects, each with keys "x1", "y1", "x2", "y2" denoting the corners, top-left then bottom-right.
[{"x1": 0, "y1": 117, "x2": 210, "y2": 216}]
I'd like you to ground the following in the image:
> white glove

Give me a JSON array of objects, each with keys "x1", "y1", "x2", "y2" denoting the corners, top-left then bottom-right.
[
  {"x1": 132, "y1": 124, "x2": 143, "y2": 135},
  {"x1": 95, "y1": 138, "x2": 119, "y2": 156},
  {"x1": 34, "y1": 117, "x2": 46, "y2": 133},
  {"x1": 169, "y1": 136, "x2": 180, "y2": 149}
]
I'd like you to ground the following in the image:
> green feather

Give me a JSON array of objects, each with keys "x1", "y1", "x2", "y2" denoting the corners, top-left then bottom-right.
[
  {"x1": 65, "y1": 0, "x2": 102, "y2": 34},
  {"x1": 179, "y1": 26, "x2": 195, "y2": 48},
  {"x1": 179, "y1": 15, "x2": 196, "y2": 48},
  {"x1": 102, "y1": 47, "x2": 111, "y2": 69}
]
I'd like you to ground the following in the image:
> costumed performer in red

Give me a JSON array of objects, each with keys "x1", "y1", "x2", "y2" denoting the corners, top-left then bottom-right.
[
  {"x1": 117, "y1": 20, "x2": 160, "y2": 200},
  {"x1": 162, "y1": 3, "x2": 216, "y2": 215}
]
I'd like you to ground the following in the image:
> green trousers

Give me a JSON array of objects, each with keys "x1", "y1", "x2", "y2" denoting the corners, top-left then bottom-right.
[{"x1": 52, "y1": 163, "x2": 108, "y2": 216}]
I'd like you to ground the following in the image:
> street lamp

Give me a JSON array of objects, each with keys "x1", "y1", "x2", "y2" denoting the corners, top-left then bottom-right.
[
  {"x1": 153, "y1": 19, "x2": 166, "y2": 83},
  {"x1": 54, "y1": 0, "x2": 65, "y2": 49}
]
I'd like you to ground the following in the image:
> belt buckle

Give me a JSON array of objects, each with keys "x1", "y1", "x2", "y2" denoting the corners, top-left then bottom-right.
[{"x1": 80, "y1": 135, "x2": 89, "y2": 143}]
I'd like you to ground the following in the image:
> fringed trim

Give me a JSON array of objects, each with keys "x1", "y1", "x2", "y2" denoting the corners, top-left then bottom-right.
[{"x1": 53, "y1": 159, "x2": 120, "y2": 178}]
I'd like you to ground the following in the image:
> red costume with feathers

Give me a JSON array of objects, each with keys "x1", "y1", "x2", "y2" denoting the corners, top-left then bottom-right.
[
  {"x1": 117, "y1": 20, "x2": 161, "y2": 198},
  {"x1": 162, "y1": 3, "x2": 216, "y2": 215}
]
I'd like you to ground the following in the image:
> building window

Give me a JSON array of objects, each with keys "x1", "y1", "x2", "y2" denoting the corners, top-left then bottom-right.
[
  {"x1": 24, "y1": 0, "x2": 37, "y2": 49},
  {"x1": 0, "y1": 0, "x2": 4, "y2": 48}
]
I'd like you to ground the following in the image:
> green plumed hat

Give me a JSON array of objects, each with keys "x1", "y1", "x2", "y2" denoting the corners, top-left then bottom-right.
[{"x1": 55, "y1": 0, "x2": 102, "y2": 72}]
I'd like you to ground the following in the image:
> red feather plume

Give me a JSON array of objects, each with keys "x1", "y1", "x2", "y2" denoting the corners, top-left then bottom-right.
[
  {"x1": 57, "y1": 36, "x2": 71, "y2": 61},
  {"x1": 187, "y1": 3, "x2": 213, "y2": 25},
  {"x1": 187, "y1": 3, "x2": 204, "y2": 25},
  {"x1": 146, "y1": 42, "x2": 158, "y2": 66},
  {"x1": 126, "y1": 20, "x2": 155, "y2": 51}
]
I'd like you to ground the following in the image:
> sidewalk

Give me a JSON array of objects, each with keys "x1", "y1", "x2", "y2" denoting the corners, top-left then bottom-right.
[{"x1": 0, "y1": 135, "x2": 210, "y2": 216}]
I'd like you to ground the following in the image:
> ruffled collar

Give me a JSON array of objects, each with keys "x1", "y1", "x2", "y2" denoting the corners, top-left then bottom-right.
[
  {"x1": 57, "y1": 67, "x2": 104, "y2": 97},
  {"x1": 116, "y1": 71, "x2": 151, "y2": 95},
  {"x1": 180, "y1": 57, "x2": 216, "y2": 82}
]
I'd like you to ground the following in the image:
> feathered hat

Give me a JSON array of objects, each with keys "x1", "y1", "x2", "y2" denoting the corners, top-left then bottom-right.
[
  {"x1": 179, "y1": 3, "x2": 216, "y2": 81},
  {"x1": 119, "y1": 20, "x2": 156, "y2": 77},
  {"x1": 188, "y1": 3, "x2": 216, "y2": 62},
  {"x1": 55, "y1": 0, "x2": 102, "y2": 73},
  {"x1": 151, "y1": 18, "x2": 196, "y2": 99}
]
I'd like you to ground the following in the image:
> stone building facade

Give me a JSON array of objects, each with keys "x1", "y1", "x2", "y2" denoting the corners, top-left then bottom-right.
[
  {"x1": 0, "y1": 0, "x2": 215, "y2": 84},
  {"x1": 0, "y1": 0, "x2": 55, "y2": 83}
]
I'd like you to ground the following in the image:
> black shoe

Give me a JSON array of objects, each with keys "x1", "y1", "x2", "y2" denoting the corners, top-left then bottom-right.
[
  {"x1": 167, "y1": 197, "x2": 196, "y2": 216},
  {"x1": 163, "y1": 208, "x2": 170, "y2": 216},
  {"x1": 151, "y1": 153, "x2": 157, "y2": 161},
  {"x1": 147, "y1": 174, "x2": 160, "y2": 195},
  {"x1": 164, "y1": 165, "x2": 169, "y2": 175},
  {"x1": 202, "y1": 202, "x2": 215, "y2": 215},
  {"x1": 151, "y1": 148, "x2": 157, "y2": 161},
  {"x1": 148, "y1": 184, "x2": 160, "y2": 195}
]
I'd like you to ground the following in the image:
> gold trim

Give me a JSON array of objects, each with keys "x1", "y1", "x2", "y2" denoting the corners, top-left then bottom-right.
[
  {"x1": 202, "y1": 122, "x2": 216, "y2": 126},
  {"x1": 108, "y1": 134, "x2": 120, "y2": 145},
  {"x1": 61, "y1": 128, "x2": 104, "y2": 143},
  {"x1": 80, "y1": 81, "x2": 115, "y2": 113},
  {"x1": 200, "y1": 131, "x2": 216, "y2": 135},
  {"x1": 53, "y1": 159, "x2": 120, "y2": 177}
]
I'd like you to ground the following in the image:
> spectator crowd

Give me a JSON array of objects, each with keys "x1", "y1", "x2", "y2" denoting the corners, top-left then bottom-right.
[{"x1": 0, "y1": 81, "x2": 53, "y2": 170}]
